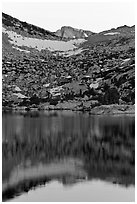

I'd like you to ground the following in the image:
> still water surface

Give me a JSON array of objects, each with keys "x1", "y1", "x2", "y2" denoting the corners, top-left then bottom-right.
[
  {"x1": 10, "y1": 180, "x2": 134, "y2": 202},
  {"x1": 2, "y1": 111, "x2": 135, "y2": 202}
]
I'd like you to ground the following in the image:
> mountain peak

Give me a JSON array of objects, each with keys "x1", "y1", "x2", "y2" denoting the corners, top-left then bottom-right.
[{"x1": 55, "y1": 26, "x2": 95, "y2": 39}]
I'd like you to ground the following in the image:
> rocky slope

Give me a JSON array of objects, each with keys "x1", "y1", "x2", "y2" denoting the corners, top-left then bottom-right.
[
  {"x1": 2, "y1": 12, "x2": 60, "y2": 40},
  {"x1": 2, "y1": 13, "x2": 135, "y2": 111}
]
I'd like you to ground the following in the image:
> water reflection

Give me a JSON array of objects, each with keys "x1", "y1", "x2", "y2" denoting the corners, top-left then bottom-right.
[
  {"x1": 10, "y1": 180, "x2": 135, "y2": 202},
  {"x1": 2, "y1": 111, "x2": 135, "y2": 201}
]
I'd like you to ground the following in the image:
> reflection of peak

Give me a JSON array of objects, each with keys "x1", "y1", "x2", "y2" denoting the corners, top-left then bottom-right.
[{"x1": 61, "y1": 176, "x2": 86, "y2": 186}]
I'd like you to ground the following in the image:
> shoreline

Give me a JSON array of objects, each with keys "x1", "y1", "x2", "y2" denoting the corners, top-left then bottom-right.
[{"x1": 2, "y1": 104, "x2": 135, "y2": 115}]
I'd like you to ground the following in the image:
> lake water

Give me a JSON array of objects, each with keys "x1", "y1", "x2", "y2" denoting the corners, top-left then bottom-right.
[{"x1": 2, "y1": 111, "x2": 135, "y2": 202}]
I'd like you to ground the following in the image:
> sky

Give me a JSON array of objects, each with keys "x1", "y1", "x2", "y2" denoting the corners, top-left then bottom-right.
[{"x1": 2, "y1": 0, "x2": 135, "y2": 33}]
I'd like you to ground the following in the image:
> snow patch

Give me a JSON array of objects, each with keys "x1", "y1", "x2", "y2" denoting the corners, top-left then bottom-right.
[
  {"x1": 3, "y1": 27, "x2": 86, "y2": 52},
  {"x1": 84, "y1": 33, "x2": 88, "y2": 37},
  {"x1": 104, "y1": 32, "x2": 120, "y2": 35},
  {"x1": 13, "y1": 46, "x2": 30, "y2": 53}
]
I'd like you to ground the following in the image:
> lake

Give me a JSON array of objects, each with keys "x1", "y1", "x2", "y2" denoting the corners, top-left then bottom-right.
[{"x1": 2, "y1": 111, "x2": 135, "y2": 202}]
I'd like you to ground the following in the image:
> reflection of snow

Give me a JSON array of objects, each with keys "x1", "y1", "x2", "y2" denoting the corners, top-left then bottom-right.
[
  {"x1": 3, "y1": 27, "x2": 86, "y2": 52},
  {"x1": 104, "y1": 32, "x2": 120, "y2": 35},
  {"x1": 3, "y1": 158, "x2": 86, "y2": 192}
]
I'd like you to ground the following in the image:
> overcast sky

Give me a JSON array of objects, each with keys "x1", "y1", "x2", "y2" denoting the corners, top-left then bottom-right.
[{"x1": 2, "y1": 0, "x2": 135, "y2": 33}]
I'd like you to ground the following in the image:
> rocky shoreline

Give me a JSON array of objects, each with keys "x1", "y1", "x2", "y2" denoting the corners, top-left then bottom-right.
[{"x1": 2, "y1": 104, "x2": 135, "y2": 115}]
